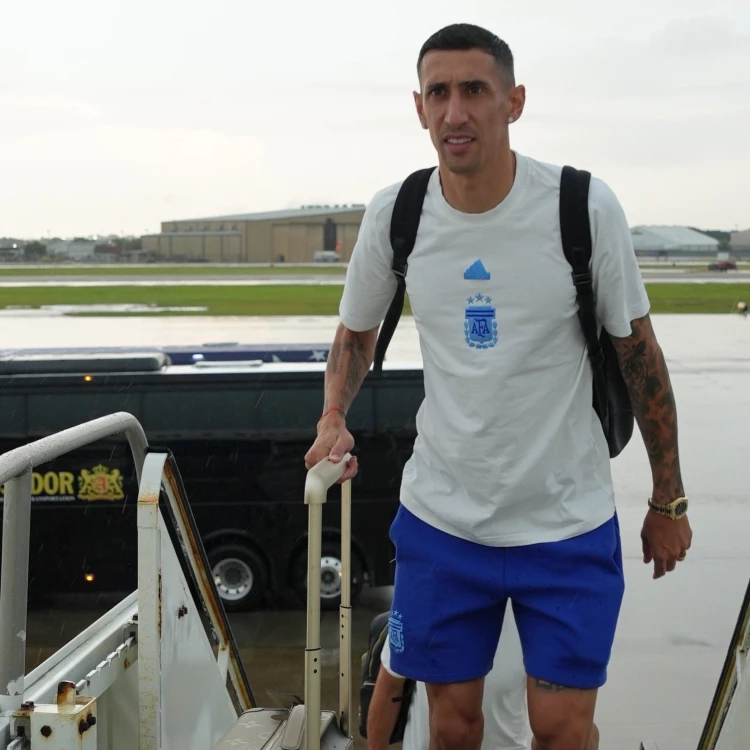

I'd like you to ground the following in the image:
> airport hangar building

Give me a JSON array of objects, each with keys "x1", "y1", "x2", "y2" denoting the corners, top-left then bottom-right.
[{"x1": 141, "y1": 204, "x2": 366, "y2": 263}]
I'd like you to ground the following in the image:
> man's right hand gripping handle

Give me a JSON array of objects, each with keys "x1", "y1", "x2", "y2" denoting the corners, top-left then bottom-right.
[
  {"x1": 303, "y1": 323, "x2": 379, "y2": 483},
  {"x1": 304, "y1": 408, "x2": 358, "y2": 482}
]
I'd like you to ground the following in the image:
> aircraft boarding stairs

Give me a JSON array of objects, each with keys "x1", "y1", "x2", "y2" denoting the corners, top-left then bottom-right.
[{"x1": 0, "y1": 412, "x2": 748, "y2": 749}]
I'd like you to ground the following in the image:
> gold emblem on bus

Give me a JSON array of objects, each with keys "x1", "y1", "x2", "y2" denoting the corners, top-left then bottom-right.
[{"x1": 78, "y1": 464, "x2": 125, "y2": 502}]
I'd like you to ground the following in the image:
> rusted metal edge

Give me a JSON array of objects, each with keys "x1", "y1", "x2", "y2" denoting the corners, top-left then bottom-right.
[{"x1": 158, "y1": 450, "x2": 255, "y2": 710}]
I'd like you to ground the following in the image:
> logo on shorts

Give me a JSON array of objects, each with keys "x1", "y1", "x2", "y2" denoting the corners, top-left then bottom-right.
[
  {"x1": 464, "y1": 294, "x2": 497, "y2": 349},
  {"x1": 389, "y1": 610, "x2": 405, "y2": 655}
]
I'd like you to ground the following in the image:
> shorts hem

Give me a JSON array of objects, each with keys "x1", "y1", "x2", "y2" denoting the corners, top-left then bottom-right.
[
  {"x1": 388, "y1": 664, "x2": 491, "y2": 685},
  {"x1": 525, "y1": 664, "x2": 607, "y2": 691}
]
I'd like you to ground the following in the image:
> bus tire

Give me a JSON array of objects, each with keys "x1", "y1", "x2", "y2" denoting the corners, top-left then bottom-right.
[
  {"x1": 207, "y1": 543, "x2": 269, "y2": 612},
  {"x1": 290, "y1": 539, "x2": 365, "y2": 610}
]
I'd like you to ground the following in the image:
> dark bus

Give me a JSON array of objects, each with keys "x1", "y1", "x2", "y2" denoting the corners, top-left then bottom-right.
[{"x1": 0, "y1": 345, "x2": 424, "y2": 612}]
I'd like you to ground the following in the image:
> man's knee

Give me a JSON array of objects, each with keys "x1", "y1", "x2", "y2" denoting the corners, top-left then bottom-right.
[
  {"x1": 431, "y1": 709, "x2": 483, "y2": 750},
  {"x1": 531, "y1": 717, "x2": 600, "y2": 750},
  {"x1": 426, "y1": 680, "x2": 484, "y2": 750}
]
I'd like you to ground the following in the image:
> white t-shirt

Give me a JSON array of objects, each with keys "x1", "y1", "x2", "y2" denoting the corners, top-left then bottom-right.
[
  {"x1": 339, "y1": 152, "x2": 650, "y2": 546},
  {"x1": 380, "y1": 602, "x2": 530, "y2": 750}
]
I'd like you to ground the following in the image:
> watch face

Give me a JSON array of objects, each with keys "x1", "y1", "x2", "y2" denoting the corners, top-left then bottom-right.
[{"x1": 674, "y1": 500, "x2": 688, "y2": 517}]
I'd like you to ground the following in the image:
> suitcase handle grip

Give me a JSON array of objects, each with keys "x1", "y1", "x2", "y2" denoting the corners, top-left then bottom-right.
[
  {"x1": 304, "y1": 454, "x2": 352, "y2": 505},
  {"x1": 304, "y1": 453, "x2": 353, "y2": 750}
]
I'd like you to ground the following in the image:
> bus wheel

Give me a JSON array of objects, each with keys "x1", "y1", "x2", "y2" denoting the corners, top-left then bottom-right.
[
  {"x1": 291, "y1": 540, "x2": 364, "y2": 610},
  {"x1": 208, "y1": 544, "x2": 268, "y2": 612}
]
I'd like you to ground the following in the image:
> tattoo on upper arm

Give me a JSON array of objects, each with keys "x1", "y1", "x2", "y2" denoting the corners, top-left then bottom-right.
[{"x1": 611, "y1": 316, "x2": 683, "y2": 495}]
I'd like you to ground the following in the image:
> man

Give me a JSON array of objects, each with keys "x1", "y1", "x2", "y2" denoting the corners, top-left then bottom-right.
[
  {"x1": 367, "y1": 601, "x2": 532, "y2": 750},
  {"x1": 305, "y1": 22, "x2": 692, "y2": 750}
]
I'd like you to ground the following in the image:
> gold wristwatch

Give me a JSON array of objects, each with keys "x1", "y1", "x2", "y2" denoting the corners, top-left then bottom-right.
[{"x1": 647, "y1": 496, "x2": 689, "y2": 520}]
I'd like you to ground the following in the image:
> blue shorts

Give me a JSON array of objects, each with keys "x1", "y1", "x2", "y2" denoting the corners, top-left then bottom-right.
[{"x1": 387, "y1": 505, "x2": 624, "y2": 690}]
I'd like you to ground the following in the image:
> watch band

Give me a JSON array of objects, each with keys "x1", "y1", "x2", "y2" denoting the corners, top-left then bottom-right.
[{"x1": 648, "y1": 496, "x2": 689, "y2": 519}]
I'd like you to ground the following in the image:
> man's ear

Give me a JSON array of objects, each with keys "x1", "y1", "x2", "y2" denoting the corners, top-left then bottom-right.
[
  {"x1": 507, "y1": 84, "x2": 526, "y2": 124},
  {"x1": 413, "y1": 90, "x2": 427, "y2": 129}
]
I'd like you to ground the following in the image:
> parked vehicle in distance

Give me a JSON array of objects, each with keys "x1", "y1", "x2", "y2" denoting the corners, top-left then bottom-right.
[{"x1": 708, "y1": 260, "x2": 738, "y2": 271}]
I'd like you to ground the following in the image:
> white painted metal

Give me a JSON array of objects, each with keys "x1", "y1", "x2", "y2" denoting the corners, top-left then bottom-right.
[
  {"x1": 136, "y1": 454, "x2": 161, "y2": 750},
  {"x1": 30, "y1": 695, "x2": 97, "y2": 749},
  {"x1": 152, "y1": 451, "x2": 253, "y2": 714},
  {"x1": 23, "y1": 593, "x2": 137, "y2": 706},
  {"x1": 0, "y1": 470, "x2": 32, "y2": 715},
  {"x1": 0, "y1": 412, "x2": 148, "y2": 718},
  {"x1": 158, "y1": 520, "x2": 237, "y2": 748},
  {"x1": 0, "y1": 413, "x2": 256, "y2": 750},
  {"x1": 136, "y1": 450, "x2": 247, "y2": 750},
  {"x1": 2, "y1": 594, "x2": 139, "y2": 749}
]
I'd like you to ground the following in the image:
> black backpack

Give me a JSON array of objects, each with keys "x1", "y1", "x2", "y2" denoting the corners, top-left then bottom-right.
[
  {"x1": 358, "y1": 611, "x2": 416, "y2": 743},
  {"x1": 372, "y1": 165, "x2": 634, "y2": 459}
]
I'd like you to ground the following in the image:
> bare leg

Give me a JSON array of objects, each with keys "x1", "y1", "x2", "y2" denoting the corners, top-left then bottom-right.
[
  {"x1": 527, "y1": 677, "x2": 599, "y2": 750},
  {"x1": 425, "y1": 677, "x2": 485, "y2": 750},
  {"x1": 532, "y1": 722, "x2": 599, "y2": 750}
]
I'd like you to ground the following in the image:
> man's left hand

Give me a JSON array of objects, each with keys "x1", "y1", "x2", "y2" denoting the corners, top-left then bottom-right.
[{"x1": 640, "y1": 510, "x2": 693, "y2": 580}]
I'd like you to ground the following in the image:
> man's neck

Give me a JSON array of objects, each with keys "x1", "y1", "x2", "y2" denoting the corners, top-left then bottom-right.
[{"x1": 439, "y1": 149, "x2": 517, "y2": 214}]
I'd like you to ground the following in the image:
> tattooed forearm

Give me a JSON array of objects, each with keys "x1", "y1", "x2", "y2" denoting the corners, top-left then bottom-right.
[
  {"x1": 611, "y1": 315, "x2": 684, "y2": 501},
  {"x1": 322, "y1": 323, "x2": 378, "y2": 415}
]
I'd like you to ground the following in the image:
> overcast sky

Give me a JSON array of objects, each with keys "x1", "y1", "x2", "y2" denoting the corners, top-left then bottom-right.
[{"x1": 2, "y1": 0, "x2": 748, "y2": 239}]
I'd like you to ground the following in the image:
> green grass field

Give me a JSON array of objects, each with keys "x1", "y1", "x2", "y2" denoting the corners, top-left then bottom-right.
[
  {"x1": 0, "y1": 264, "x2": 347, "y2": 277},
  {"x1": 1, "y1": 283, "x2": 748, "y2": 315}
]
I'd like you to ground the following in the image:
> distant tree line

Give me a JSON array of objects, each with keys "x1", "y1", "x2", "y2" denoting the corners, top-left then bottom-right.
[
  {"x1": 693, "y1": 229, "x2": 731, "y2": 251},
  {"x1": 23, "y1": 241, "x2": 47, "y2": 260}
]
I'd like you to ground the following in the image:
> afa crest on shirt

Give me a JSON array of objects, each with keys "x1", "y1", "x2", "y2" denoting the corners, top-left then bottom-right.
[{"x1": 464, "y1": 294, "x2": 498, "y2": 349}]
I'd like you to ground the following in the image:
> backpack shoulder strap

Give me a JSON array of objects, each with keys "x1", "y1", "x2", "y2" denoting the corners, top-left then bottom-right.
[
  {"x1": 559, "y1": 165, "x2": 604, "y2": 372},
  {"x1": 372, "y1": 167, "x2": 435, "y2": 375}
]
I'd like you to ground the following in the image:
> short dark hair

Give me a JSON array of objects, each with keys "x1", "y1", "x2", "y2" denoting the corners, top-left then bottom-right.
[{"x1": 417, "y1": 23, "x2": 515, "y2": 88}]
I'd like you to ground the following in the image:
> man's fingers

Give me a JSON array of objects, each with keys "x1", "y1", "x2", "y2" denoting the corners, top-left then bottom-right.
[
  {"x1": 641, "y1": 534, "x2": 653, "y2": 564},
  {"x1": 329, "y1": 434, "x2": 354, "y2": 463},
  {"x1": 339, "y1": 456, "x2": 359, "y2": 483}
]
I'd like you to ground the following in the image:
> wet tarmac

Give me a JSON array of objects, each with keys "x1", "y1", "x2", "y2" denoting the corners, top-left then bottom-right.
[
  {"x1": 11, "y1": 314, "x2": 750, "y2": 749},
  {"x1": 0, "y1": 270, "x2": 749, "y2": 286}
]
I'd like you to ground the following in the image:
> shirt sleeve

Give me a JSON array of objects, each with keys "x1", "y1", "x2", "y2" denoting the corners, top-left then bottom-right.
[
  {"x1": 589, "y1": 177, "x2": 651, "y2": 338},
  {"x1": 338, "y1": 187, "x2": 399, "y2": 332}
]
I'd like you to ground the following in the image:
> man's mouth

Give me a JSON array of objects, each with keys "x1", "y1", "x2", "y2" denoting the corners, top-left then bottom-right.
[{"x1": 443, "y1": 134, "x2": 475, "y2": 155}]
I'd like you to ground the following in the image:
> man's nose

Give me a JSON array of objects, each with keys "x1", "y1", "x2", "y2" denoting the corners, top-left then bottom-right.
[{"x1": 444, "y1": 92, "x2": 468, "y2": 127}]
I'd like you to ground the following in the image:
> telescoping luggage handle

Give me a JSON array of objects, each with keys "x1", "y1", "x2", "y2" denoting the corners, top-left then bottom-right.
[{"x1": 303, "y1": 454, "x2": 354, "y2": 750}]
